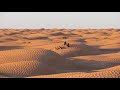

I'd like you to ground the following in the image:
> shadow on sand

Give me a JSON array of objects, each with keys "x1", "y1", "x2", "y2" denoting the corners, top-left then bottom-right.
[
  {"x1": 99, "y1": 48, "x2": 120, "y2": 54},
  {"x1": 0, "y1": 46, "x2": 23, "y2": 51},
  {"x1": 80, "y1": 48, "x2": 120, "y2": 56},
  {"x1": 38, "y1": 58, "x2": 120, "y2": 76}
]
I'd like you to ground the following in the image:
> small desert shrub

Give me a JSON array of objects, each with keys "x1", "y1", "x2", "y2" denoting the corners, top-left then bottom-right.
[
  {"x1": 28, "y1": 42, "x2": 31, "y2": 43},
  {"x1": 23, "y1": 42, "x2": 31, "y2": 43},
  {"x1": 62, "y1": 36, "x2": 68, "y2": 39},
  {"x1": 79, "y1": 35, "x2": 82, "y2": 37},
  {"x1": 55, "y1": 46, "x2": 66, "y2": 50},
  {"x1": 104, "y1": 37, "x2": 108, "y2": 39}
]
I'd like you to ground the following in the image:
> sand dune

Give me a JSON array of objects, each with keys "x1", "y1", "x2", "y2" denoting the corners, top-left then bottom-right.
[
  {"x1": 0, "y1": 29, "x2": 120, "y2": 78},
  {"x1": 98, "y1": 65, "x2": 120, "y2": 71},
  {"x1": 0, "y1": 48, "x2": 76, "y2": 77},
  {"x1": 30, "y1": 41, "x2": 100, "y2": 57},
  {"x1": 27, "y1": 70, "x2": 120, "y2": 78},
  {"x1": 100, "y1": 44, "x2": 120, "y2": 49},
  {"x1": 53, "y1": 42, "x2": 100, "y2": 57},
  {"x1": 70, "y1": 53, "x2": 120, "y2": 70}
]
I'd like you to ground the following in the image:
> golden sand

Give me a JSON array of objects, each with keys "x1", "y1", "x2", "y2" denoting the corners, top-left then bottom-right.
[{"x1": 0, "y1": 29, "x2": 120, "y2": 78}]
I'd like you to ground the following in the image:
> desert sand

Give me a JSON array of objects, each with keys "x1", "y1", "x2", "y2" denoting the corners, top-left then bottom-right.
[{"x1": 0, "y1": 29, "x2": 120, "y2": 78}]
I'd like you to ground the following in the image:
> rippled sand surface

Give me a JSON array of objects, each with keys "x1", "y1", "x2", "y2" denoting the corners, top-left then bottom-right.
[{"x1": 0, "y1": 29, "x2": 120, "y2": 78}]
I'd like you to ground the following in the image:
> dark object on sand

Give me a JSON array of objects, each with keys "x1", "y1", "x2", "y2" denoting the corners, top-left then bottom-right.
[
  {"x1": 59, "y1": 46, "x2": 63, "y2": 49},
  {"x1": 62, "y1": 36, "x2": 67, "y2": 39},
  {"x1": 64, "y1": 41, "x2": 67, "y2": 45},
  {"x1": 67, "y1": 43, "x2": 70, "y2": 47},
  {"x1": 28, "y1": 42, "x2": 31, "y2": 43}
]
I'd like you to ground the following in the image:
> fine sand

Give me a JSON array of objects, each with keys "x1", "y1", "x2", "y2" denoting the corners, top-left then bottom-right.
[{"x1": 0, "y1": 29, "x2": 120, "y2": 78}]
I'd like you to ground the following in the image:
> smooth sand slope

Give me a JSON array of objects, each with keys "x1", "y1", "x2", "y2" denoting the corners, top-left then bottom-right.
[{"x1": 0, "y1": 29, "x2": 120, "y2": 78}]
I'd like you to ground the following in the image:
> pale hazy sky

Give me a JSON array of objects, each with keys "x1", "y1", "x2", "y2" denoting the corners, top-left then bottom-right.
[{"x1": 0, "y1": 12, "x2": 120, "y2": 29}]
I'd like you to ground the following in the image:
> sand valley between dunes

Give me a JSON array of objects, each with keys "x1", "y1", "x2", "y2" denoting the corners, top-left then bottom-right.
[{"x1": 0, "y1": 29, "x2": 120, "y2": 78}]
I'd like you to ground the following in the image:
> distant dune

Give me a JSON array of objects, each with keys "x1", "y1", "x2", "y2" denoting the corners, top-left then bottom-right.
[{"x1": 0, "y1": 29, "x2": 120, "y2": 78}]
